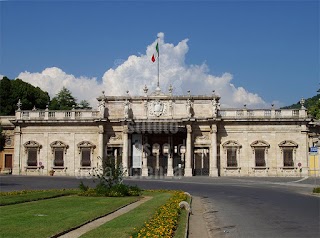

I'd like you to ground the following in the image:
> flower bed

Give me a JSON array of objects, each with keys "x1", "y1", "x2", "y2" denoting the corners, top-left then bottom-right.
[{"x1": 132, "y1": 191, "x2": 188, "y2": 238}]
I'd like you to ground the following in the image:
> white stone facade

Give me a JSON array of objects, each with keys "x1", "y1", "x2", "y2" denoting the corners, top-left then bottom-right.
[{"x1": 1, "y1": 87, "x2": 315, "y2": 177}]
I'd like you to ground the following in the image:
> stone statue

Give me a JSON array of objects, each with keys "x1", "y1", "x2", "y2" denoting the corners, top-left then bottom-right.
[
  {"x1": 124, "y1": 100, "x2": 130, "y2": 119},
  {"x1": 212, "y1": 99, "x2": 220, "y2": 117},
  {"x1": 186, "y1": 98, "x2": 192, "y2": 118}
]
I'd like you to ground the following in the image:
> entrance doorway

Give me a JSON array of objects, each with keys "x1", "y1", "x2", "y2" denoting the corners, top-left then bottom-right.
[
  {"x1": 4, "y1": 154, "x2": 13, "y2": 173},
  {"x1": 131, "y1": 131, "x2": 186, "y2": 176},
  {"x1": 193, "y1": 148, "x2": 209, "y2": 176}
]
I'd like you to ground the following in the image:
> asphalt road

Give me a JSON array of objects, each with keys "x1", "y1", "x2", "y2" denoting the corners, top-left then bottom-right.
[{"x1": 1, "y1": 175, "x2": 319, "y2": 238}]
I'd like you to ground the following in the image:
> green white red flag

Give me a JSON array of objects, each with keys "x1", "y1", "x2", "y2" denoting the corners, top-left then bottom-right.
[{"x1": 151, "y1": 42, "x2": 159, "y2": 62}]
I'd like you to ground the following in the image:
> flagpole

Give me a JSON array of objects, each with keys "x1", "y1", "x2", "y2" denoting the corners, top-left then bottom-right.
[{"x1": 157, "y1": 37, "x2": 160, "y2": 88}]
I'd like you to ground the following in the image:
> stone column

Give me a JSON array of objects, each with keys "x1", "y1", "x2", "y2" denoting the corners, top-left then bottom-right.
[
  {"x1": 184, "y1": 125, "x2": 193, "y2": 176},
  {"x1": 13, "y1": 126, "x2": 22, "y2": 175},
  {"x1": 98, "y1": 125, "x2": 104, "y2": 163},
  {"x1": 167, "y1": 154, "x2": 174, "y2": 176},
  {"x1": 209, "y1": 124, "x2": 218, "y2": 177},
  {"x1": 156, "y1": 153, "x2": 160, "y2": 171},
  {"x1": 141, "y1": 151, "x2": 148, "y2": 176},
  {"x1": 97, "y1": 125, "x2": 104, "y2": 170},
  {"x1": 122, "y1": 125, "x2": 129, "y2": 176}
]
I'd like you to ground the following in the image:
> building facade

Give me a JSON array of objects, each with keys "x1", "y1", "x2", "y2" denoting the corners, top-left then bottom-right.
[{"x1": 0, "y1": 86, "x2": 317, "y2": 177}]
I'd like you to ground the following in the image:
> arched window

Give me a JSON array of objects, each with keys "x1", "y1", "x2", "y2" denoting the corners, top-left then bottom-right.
[
  {"x1": 222, "y1": 140, "x2": 242, "y2": 168},
  {"x1": 279, "y1": 140, "x2": 298, "y2": 168},
  {"x1": 24, "y1": 141, "x2": 42, "y2": 167},
  {"x1": 50, "y1": 141, "x2": 69, "y2": 168},
  {"x1": 77, "y1": 141, "x2": 96, "y2": 167},
  {"x1": 250, "y1": 140, "x2": 270, "y2": 167}
]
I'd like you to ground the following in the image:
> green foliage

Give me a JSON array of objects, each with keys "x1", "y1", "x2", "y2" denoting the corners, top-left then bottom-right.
[
  {"x1": 282, "y1": 93, "x2": 320, "y2": 119},
  {"x1": 78, "y1": 100, "x2": 92, "y2": 109},
  {"x1": 0, "y1": 77, "x2": 50, "y2": 115},
  {"x1": 79, "y1": 156, "x2": 141, "y2": 197},
  {"x1": 313, "y1": 187, "x2": 320, "y2": 193},
  {"x1": 0, "y1": 127, "x2": 4, "y2": 152},
  {"x1": 49, "y1": 87, "x2": 77, "y2": 110},
  {"x1": 79, "y1": 181, "x2": 89, "y2": 192}
]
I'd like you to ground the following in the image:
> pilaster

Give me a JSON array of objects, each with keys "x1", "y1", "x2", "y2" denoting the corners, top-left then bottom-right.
[
  {"x1": 122, "y1": 125, "x2": 129, "y2": 176},
  {"x1": 209, "y1": 124, "x2": 218, "y2": 177},
  {"x1": 12, "y1": 126, "x2": 21, "y2": 175},
  {"x1": 184, "y1": 124, "x2": 193, "y2": 177}
]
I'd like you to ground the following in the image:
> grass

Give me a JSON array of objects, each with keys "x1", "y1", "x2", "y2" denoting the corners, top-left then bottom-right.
[
  {"x1": 80, "y1": 191, "x2": 172, "y2": 238},
  {"x1": 0, "y1": 189, "x2": 79, "y2": 206},
  {"x1": 0, "y1": 195, "x2": 139, "y2": 238}
]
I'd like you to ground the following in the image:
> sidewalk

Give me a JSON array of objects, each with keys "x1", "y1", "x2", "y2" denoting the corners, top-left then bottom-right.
[
  {"x1": 188, "y1": 196, "x2": 210, "y2": 238},
  {"x1": 58, "y1": 196, "x2": 152, "y2": 238}
]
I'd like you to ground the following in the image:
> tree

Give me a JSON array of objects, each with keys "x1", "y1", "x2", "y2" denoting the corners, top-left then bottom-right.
[
  {"x1": 78, "y1": 100, "x2": 92, "y2": 109},
  {"x1": 0, "y1": 127, "x2": 5, "y2": 152},
  {"x1": 49, "y1": 87, "x2": 77, "y2": 110},
  {"x1": 0, "y1": 77, "x2": 13, "y2": 115},
  {"x1": 0, "y1": 77, "x2": 50, "y2": 115},
  {"x1": 282, "y1": 93, "x2": 320, "y2": 120}
]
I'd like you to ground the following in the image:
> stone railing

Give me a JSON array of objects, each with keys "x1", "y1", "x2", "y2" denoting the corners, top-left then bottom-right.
[
  {"x1": 16, "y1": 109, "x2": 100, "y2": 120},
  {"x1": 218, "y1": 108, "x2": 307, "y2": 119}
]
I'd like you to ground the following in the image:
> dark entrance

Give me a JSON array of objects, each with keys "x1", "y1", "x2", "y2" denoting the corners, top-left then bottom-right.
[
  {"x1": 4, "y1": 154, "x2": 13, "y2": 173},
  {"x1": 193, "y1": 148, "x2": 209, "y2": 176},
  {"x1": 130, "y1": 130, "x2": 186, "y2": 176}
]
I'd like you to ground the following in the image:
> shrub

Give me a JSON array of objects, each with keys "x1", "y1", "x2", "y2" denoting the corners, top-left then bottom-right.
[
  {"x1": 313, "y1": 187, "x2": 320, "y2": 193},
  {"x1": 78, "y1": 156, "x2": 141, "y2": 197},
  {"x1": 79, "y1": 181, "x2": 89, "y2": 192}
]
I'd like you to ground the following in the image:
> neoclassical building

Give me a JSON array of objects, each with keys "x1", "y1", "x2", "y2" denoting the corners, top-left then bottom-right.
[{"x1": 0, "y1": 85, "x2": 318, "y2": 177}]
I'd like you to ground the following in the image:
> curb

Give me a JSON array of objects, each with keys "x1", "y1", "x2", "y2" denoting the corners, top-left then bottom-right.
[{"x1": 184, "y1": 192, "x2": 192, "y2": 238}]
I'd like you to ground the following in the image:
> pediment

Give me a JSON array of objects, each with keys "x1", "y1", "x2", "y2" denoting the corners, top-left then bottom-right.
[
  {"x1": 222, "y1": 140, "x2": 242, "y2": 148},
  {"x1": 77, "y1": 141, "x2": 96, "y2": 148},
  {"x1": 278, "y1": 140, "x2": 298, "y2": 147},
  {"x1": 50, "y1": 141, "x2": 68, "y2": 148},
  {"x1": 24, "y1": 140, "x2": 41, "y2": 148},
  {"x1": 24, "y1": 140, "x2": 41, "y2": 153},
  {"x1": 50, "y1": 141, "x2": 69, "y2": 154},
  {"x1": 250, "y1": 140, "x2": 270, "y2": 147}
]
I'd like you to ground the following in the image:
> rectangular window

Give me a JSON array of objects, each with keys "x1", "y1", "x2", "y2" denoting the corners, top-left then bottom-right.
[
  {"x1": 283, "y1": 149, "x2": 294, "y2": 167},
  {"x1": 255, "y1": 148, "x2": 266, "y2": 167},
  {"x1": 227, "y1": 148, "x2": 237, "y2": 167},
  {"x1": 54, "y1": 149, "x2": 64, "y2": 167},
  {"x1": 27, "y1": 149, "x2": 37, "y2": 166},
  {"x1": 81, "y1": 149, "x2": 91, "y2": 167},
  {"x1": 5, "y1": 154, "x2": 13, "y2": 168}
]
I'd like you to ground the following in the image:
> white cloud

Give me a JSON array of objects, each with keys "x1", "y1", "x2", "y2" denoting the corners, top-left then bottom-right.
[
  {"x1": 17, "y1": 32, "x2": 268, "y2": 109},
  {"x1": 18, "y1": 67, "x2": 100, "y2": 108}
]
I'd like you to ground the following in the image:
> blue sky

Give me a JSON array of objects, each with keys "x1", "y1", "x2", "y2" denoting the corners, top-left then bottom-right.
[{"x1": 0, "y1": 0, "x2": 319, "y2": 107}]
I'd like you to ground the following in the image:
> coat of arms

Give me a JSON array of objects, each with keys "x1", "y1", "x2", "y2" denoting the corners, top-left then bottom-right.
[{"x1": 148, "y1": 100, "x2": 166, "y2": 117}]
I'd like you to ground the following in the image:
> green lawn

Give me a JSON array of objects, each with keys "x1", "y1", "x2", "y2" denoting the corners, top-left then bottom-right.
[
  {"x1": 0, "y1": 195, "x2": 139, "y2": 238},
  {"x1": 80, "y1": 191, "x2": 172, "y2": 238},
  {"x1": 0, "y1": 189, "x2": 79, "y2": 206}
]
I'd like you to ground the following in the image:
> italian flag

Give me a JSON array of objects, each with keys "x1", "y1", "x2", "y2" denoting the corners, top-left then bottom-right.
[{"x1": 151, "y1": 42, "x2": 159, "y2": 62}]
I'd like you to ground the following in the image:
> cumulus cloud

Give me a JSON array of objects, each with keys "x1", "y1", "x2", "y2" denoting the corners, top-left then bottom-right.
[
  {"x1": 18, "y1": 67, "x2": 100, "y2": 107},
  {"x1": 17, "y1": 32, "x2": 268, "y2": 109}
]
